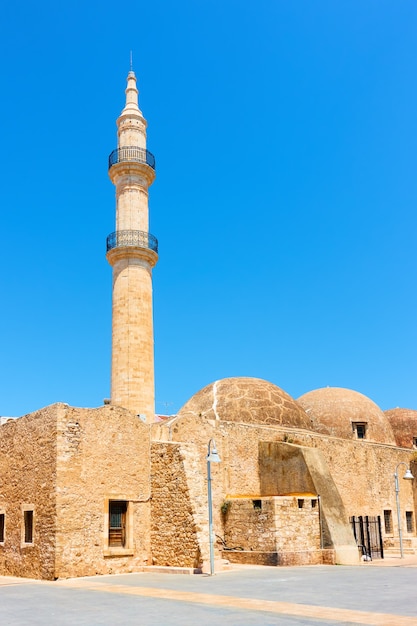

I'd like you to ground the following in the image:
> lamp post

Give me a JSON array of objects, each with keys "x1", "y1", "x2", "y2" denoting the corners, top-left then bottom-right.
[
  {"x1": 394, "y1": 462, "x2": 414, "y2": 558},
  {"x1": 206, "y1": 439, "x2": 221, "y2": 575}
]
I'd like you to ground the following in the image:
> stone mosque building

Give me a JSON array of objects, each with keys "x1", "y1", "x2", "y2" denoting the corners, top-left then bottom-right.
[{"x1": 1, "y1": 72, "x2": 417, "y2": 580}]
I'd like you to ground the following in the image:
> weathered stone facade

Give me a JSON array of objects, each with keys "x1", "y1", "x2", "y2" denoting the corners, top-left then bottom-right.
[
  {"x1": 223, "y1": 495, "x2": 320, "y2": 552},
  {"x1": 0, "y1": 404, "x2": 58, "y2": 579},
  {"x1": 221, "y1": 495, "x2": 331, "y2": 566},
  {"x1": 0, "y1": 404, "x2": 152, "y2": 579},
  {"x1": 150, "y1": 442, "x2": 208, "y2": 568}
]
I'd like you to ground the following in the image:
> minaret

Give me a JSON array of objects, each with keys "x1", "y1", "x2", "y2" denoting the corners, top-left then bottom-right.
[{"x1": 106, "y1": 70, "x2": 158, "y2": 421}]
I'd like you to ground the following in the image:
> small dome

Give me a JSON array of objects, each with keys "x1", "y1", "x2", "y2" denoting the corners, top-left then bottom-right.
[
  {"x1": 385, "y1": 408, "x2": 417, "y2": 449},
  {"x1": 178, "y1": 377, "x2": 312, "y2": 429},
  {"x1": 297, "y1": 387, "x2": 396, "y2": 445}
]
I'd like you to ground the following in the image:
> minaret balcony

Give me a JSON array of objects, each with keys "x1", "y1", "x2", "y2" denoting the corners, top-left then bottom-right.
[
  {"x1": 106, "y1": 230, "x2": 158, "y2": 254},
  {"x1": 108, "y1": 146, "x2": 156, "y2": 170}
]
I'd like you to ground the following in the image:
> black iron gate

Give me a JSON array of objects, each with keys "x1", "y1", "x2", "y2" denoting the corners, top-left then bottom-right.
[{"x1": 350, "y1": 515, "x2": 384, "y2": 560}]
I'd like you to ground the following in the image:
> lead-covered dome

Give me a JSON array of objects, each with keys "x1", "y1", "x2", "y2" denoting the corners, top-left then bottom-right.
[
  {"x1": 385, "y1": 408, "x2": 417, "y2": 449},
  {"x1": 297, "y1": 387, "x2": 396, "y2": 444},
  {"x1": 178, "y1": 377, "x2": 312, "y2": 429}
]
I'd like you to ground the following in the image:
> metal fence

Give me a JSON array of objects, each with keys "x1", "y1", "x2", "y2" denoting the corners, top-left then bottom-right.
[{"x1": 350, "y1": 515, "x2": 384, "y2": 560}]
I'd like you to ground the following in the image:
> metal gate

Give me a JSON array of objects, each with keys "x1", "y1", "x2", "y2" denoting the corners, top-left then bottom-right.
[{"x1": 350, "y1": 515, "x2": 384, "y2": 560}]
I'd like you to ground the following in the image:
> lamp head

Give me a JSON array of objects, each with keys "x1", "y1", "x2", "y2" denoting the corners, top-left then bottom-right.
[
  {"x1": 403, "y1": 469, "x2": 414, "y2": 480},
  {"x1": 207, "y1": 439, "x2": 221, "y2": 463}
]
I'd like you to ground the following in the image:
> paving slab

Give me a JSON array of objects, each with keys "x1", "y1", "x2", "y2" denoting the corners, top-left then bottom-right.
[{"x1": 1, "y1": 564, "x2": 417, "y2": 625}]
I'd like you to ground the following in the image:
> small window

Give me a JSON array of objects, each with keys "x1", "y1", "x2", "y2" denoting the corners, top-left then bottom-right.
[
  {"x1": 24, "y1": 510, "x2": 33, "y2": 543},
  {"x1": 353, "y1": 422, "x2": 367, "y2": 439},
  {"x1": 109, "y1": 501, "x2": 127, "y2": 547},
  {"x1": 252, "y1": 500, "x2": 262, "y2": 510},
  {"x1": 413, "y1": 437, "x2": 417, "y2": 449},
  {"x1": 384, "y1": 510, "x2": 392, "y2": 534},
  {"x1": 0, "y1": 513, "x2": 4, "y2": 543},
  {"x1": 298, "y1": 499, "x2": 304, "y2": 509},
  {"x1": 311, "y1": 499, "x2": 317, "y2": 509},
  {"x1": 406, "y1": 511, "x2": 414, "y2": 533}
]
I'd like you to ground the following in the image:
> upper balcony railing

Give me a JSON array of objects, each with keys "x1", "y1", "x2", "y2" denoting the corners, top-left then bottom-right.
[
  {"x1": 106, "y1": 230, "x2": 158, "y2": 254},
  {"x1": 108, "y1": 146, "x2": 156, "y2": 170}
]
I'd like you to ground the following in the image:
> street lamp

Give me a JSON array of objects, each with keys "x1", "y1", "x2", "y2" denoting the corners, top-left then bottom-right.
[
  {"x1": 394, "y1": 462, "x2": 414, "y2": 558},
  {"x1": 206, "y1": 439, "x2": 221, "y2": 575}
]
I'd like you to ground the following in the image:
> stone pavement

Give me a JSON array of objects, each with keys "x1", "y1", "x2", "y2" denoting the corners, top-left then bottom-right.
[{"x1": 1, "y1": 560, "x2": 417, "y2": 625}]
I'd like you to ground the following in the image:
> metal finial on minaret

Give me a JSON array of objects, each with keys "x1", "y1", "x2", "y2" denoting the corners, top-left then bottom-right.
[{"x1": 130, "y1": 50, "x2": 133, "y2": 72}]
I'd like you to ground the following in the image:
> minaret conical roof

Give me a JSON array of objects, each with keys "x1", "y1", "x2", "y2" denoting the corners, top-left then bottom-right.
[{"x1": 120, "y1": 70, "x2": 143, "y2": 117}]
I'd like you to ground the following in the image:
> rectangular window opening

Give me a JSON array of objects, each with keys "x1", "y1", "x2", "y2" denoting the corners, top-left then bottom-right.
[
  {"x1": 384, "y1": 510, "x2": 392, "y2": 534},
  {"x1": 252, "y1": 499, "x2": 262, "y2": 510},
  {"x1": 413, "y1": 437, "x2": 417, "y2": 449},
  {"x1": 298, "y1": 499, "x2": 304, "y2": 509},
  {"x1": 24, "y1": 510, "x2": 33, "y2": 544},
  {"x1": 0, "y1": 513, "x2": 4, "y2": 543},
  {"x1": 311, "y1": 499, "x2": 317, "y2": 509},
  {"x1": 109, "y1": 501, "x2": 127, "y2": 547},
  {"x1": 353, "y1": 423, "x2": 367, "y2": 439},
  {"x1": 406, "y1": 511, "x2": 414, "y2": 534}
]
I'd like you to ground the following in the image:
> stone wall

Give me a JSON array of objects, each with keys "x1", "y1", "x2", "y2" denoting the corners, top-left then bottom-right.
[
  {"x1": 155, "y1": 413, "x2": 416, "y2": 556},
  {"x1": 0, "y1": 404, "x2": 60, "y2": 579},
  {"x1": 222, "y1": 495, "x2": 327, "y2": 566},
  {"x1": 150, "y1": 442, "x2": 208, "y2": 568},
  {"x1": 54, "y1": 404, "x2": 152, "y2": 578},
  {"x1": 223, "y1": 495, "x2": 320, "y2": 552}
]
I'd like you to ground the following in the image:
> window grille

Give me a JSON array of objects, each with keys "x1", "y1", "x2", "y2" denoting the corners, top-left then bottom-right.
[
  {"x1": 0, "y1": 514, "x2": 4, "y2": 542},
  {"x1": 384, "y1": 510, "x2": 392, "y2": 534},
  {"x1": 109, "y1": 501, "x2": 127, "y2": 547},
  {"x1": 406, "y1": 511, "x2": 414, "y2": 533}
]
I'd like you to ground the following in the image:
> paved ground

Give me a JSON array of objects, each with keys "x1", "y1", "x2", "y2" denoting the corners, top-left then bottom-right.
[{"x1": 1, "y1": 557, "x2": 417, "y2": 625}]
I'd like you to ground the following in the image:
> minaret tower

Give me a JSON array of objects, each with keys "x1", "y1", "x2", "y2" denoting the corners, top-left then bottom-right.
[{"x1": 106, "y1": 70, "x2": 158, "y2": 421}]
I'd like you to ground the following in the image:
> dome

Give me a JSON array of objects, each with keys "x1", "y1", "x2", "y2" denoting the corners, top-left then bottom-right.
[
  {"x1": 297, "y1": 387, "x2": 396, "y2": 444},
  {"x1": 178, "y1": 377, "x2": 312, "y2": 429},
  {"x1": 385, "y1": 408, "x2": 417, "y2": 449}
]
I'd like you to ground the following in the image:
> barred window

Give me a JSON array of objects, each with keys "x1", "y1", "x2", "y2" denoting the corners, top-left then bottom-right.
[
  {"x1": 406, "y1": 511, "x2": 414, "y2": 533},
  {"x1": 109, "y1": 501, "x2": 127, "y2": 547},
  {"x1": 384, "y1": 510, "x2": 392, "y2": 534},
  {"x1": 0, "y1": 513, "x2": 4, "y2": 543}
]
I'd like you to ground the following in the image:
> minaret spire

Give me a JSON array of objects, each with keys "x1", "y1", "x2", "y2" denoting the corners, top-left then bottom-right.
[
  {"x1": 106, "y1": 72, "x2": 158, "y2": 421},
  {"x1": 120, "y1": 67, "x2": 143, "y2": 119}
]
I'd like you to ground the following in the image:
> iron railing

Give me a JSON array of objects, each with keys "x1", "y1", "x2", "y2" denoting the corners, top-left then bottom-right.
[
  {"x1": 106, "y1": 230, "x2": 158, "y2": 253},
  {"x1": 108, "y1": 146, "x2": 156, "y2": 170},
  {"x1": 350, "y1": 515, "x2": 384, "y2": 560}
]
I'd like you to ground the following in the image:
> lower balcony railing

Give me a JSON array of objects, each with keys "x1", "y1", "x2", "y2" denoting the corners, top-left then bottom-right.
[
  {"x1": 108, "y1": 146, "x2": 156, "y2": 170},
  {"x1": 106, "y1": 230, "x2": 158, "y2": 253}
]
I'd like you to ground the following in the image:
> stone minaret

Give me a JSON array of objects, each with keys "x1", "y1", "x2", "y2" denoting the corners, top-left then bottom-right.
[{"x1": 106, "y1": 70, "x2": 158, "y2": 421}]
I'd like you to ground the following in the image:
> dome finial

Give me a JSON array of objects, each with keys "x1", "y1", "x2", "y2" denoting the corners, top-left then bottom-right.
[{"x1": 130, "y1": 50, "x2": 133, "y2": 72}]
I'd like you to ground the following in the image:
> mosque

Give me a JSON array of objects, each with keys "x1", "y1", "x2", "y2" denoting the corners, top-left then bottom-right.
[{"x1": 0, "y1": 71, "x2": 416, "y2": 580}]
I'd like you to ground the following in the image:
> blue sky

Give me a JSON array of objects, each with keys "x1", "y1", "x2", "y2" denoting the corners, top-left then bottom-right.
[{"x1": 1, "y1": 1, "x2": 416, "y2": 417}]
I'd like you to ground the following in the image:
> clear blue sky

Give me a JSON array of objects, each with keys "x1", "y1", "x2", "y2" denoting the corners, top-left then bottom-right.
[{"x1": 1, "y1": 1, "x2": 416, "y2": 417}]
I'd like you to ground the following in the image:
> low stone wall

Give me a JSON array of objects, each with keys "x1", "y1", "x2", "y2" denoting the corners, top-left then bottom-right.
[
  {"x1": 223, "y1": 549, "x2": 335, "y2": 566},
  {"x1": 223, "y1": 495, "x2": 321, "y2": 555}
]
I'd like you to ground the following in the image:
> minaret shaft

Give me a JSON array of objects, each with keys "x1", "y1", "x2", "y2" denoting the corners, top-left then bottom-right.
[{"x1": 106, "y1": 71, "x2": 157, "y2": 421}]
